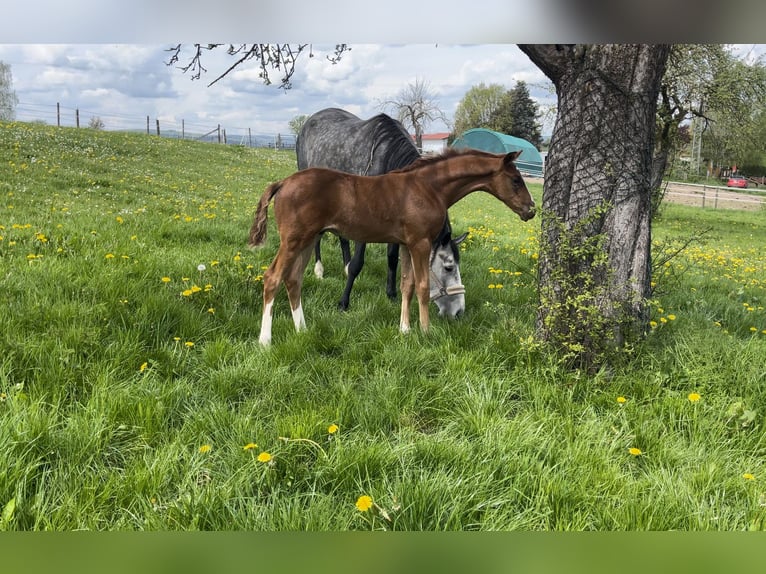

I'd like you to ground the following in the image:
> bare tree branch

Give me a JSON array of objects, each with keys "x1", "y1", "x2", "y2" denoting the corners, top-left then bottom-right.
[{"x1": 165, "y1": 44, "x2": 350, "y2": 90}]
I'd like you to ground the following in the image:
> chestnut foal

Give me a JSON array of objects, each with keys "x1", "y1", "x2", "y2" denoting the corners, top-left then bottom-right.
[{"x1": 248, "y1": 148, "x2": 535, "y2": 346}]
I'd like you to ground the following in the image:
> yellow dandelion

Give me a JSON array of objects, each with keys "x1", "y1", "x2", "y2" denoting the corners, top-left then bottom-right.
[
  {"x1": 198, "y1": 444, "x2": 212, "y2": 454},
  {"x1": 743, "y1": 473, "x2": 755, "y2": 481},
  {"x1": 328, "y1": 424, "x2": 339, "y2": 434},
  {"x1": 628, "y1": 447, "x2": 642, "y2": 456},
  {"x1": 105, "y1": 253, "x2": 115, "y2": 259},
  {"x1": 184, "y1": 341, "x2": 195, "y2": 348},
  {"x1": 257, "y1": 451, "x2": 272, "y2": 463},
  {"x1": 207, "y1": 308, "x2": 215, "y2": 314},
  {"x1": 667, "y1": 314, "x2": 676, "y2": 321},
  {"x1": 161, "y1": 276, "x2": 172, "y2": 283},
  {"x1": 688, "y1": 392, "x2": 701, "y2": 403},
  {"x1": 616, "y1": 396, "x2": 627, "y2": 404},
  {"x1": 139, "y1": 362, "x2": 148, "y2": 373},
  {"x1": 355, "y1": 495, "x2": 373, "y2": 512},
  {"x1": 181, "y1": 289, "x2": 193, "y2": 297},
  {"x1": 243, "y1": 442, "x2": 258, "y2": 451}
]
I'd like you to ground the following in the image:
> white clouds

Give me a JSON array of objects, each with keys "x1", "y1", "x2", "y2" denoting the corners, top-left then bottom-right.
[{"x1": 1, "y1": 42, "x2": 560, "y2": 134}]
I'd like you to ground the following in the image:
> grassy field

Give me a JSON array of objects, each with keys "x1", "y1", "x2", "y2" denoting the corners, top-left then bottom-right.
[{"x1": 1, "y1": 122, "x2": 765, "y2": 530}]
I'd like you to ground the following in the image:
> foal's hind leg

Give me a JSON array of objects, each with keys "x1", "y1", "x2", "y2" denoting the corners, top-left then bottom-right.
[
  {"x1": 284, "y1": 242, "x2": 316, "y2": 333},
  {"x1": 259, "y1": 249, "x2": 289, "y2": 347},
  {"x1": 340, "y1": 237, "x2": 352, "y2": 276},
  {"x1": 313, "y1": 233, "x2": 324, "y2": 279}
]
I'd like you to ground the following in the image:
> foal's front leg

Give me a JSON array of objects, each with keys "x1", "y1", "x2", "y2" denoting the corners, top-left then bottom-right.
[
  {"x1": 409, "y1": 239, "x2": 432, "y2": 332},
  {"x1": 399, "y1": 244, "x2": 415, "y2": 333}
]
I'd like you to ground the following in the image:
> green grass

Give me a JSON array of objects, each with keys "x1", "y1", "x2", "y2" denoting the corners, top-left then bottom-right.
[{"x1": 1, "y1": 122, "x2": 765, "y2": 530}]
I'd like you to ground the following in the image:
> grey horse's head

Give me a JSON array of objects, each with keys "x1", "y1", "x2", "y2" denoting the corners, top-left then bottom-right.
[{"x1": 430, "y1": 227, "x2": 468, "y2": 318}]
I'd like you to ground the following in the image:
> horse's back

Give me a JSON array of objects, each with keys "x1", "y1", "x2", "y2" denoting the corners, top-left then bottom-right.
[
  {"x1": 296, "y1": 108, "x2": 418, "y2": 175},
  {"x1": 297, "y1": 108, "x2": 368, "y2": 172}
]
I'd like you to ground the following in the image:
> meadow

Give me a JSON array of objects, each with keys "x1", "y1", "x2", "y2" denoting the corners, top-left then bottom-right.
[{"x1": 1, "y1": 122, "x2": 765, "y2": 530}]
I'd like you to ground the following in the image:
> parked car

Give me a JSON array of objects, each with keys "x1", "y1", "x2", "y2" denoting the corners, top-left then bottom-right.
[{"x1": 727, "y1": 175, "x2": 749, "y2": 189}]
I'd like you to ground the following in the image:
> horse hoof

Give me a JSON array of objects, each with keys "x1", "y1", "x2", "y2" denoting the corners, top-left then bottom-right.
[
  {"x1": 314, "y1": 261, "x2": 324, "y2": 279},
  {"x1": 337, "y1": 301, "x2": 350, "y2": 312}
]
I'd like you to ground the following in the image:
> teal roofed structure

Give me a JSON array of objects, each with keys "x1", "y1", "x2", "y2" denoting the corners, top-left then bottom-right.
[{"x1": 452, "y1": 128, "x2": 544, "y2": 177}]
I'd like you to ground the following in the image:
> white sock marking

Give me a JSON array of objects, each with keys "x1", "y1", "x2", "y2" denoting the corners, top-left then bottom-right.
[
  {"x1": 292, "y1": 301, "x2": 306, "y2": 332},
  {"x1": 259, "y1": 300, "x2": 274, "y2": 347}
]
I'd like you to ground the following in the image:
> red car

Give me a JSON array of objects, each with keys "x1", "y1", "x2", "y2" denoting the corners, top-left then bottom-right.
[{"x1": 727, "y1": 175, "x2": 749, "y2": 189}]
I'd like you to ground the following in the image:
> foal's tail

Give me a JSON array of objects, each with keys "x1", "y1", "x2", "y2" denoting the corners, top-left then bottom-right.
[{"x1": 248, "y1": 181, "x2": 284, "y2": 248}]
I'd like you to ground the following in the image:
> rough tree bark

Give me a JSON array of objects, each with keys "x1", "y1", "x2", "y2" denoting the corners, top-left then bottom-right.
[{"x1": 518, "y1": 45, "x2": 670, "y2": 368}]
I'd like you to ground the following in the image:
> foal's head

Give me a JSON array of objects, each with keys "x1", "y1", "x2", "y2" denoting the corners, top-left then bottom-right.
[
  {"x1": 492, "y1": 151, "x2": 536, "y2": 222},
  {"x1": 430, "y1": 228, "x2": 468, "y2": 318}
]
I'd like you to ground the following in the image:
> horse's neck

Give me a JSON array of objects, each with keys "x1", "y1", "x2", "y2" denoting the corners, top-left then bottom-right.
[{"x1": 426, "y1": 158, "x2": 495, "y2": 207}]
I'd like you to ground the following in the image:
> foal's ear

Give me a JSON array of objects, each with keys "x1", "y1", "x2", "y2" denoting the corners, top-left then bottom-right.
[{"x1": 504, "y1": 150, "x2": 522, "y2": 165}]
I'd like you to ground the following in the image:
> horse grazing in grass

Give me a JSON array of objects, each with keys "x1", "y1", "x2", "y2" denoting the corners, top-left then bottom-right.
[
  {"x1": 296, "y1": 107, "x2": 467, "y2": 318},
  {"x1": 249, "y1": 148, "x2": 535, "y2": 347}
]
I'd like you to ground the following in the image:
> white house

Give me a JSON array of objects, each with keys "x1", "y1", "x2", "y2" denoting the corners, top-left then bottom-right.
[{"x1": 418, "y1": 133, "x2": 451, "y2": 155}]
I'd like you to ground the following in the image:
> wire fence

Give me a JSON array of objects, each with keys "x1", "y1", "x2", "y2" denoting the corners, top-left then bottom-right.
[{"x1": 13, "y1": 101, "x2": 297, "y2": 149}]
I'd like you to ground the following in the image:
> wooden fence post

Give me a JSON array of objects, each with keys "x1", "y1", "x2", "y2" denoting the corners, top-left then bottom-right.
[
  {"x1": 156, "y1": 119, "x2": 160, "y2": 136},
  {"x1": 75, "y1": 109, "x2": 80, "y2": 128},
  {"x1": 182, "y1": 119, "x2": 185, "y2": 140},
  {"x1": 217, "y1": 124, "x2": 221, "y2": 144},
  {"x1": 146, "y1": 116, "x2": 150, "y2": 135},
  {"x1": 57, "y1": 102, "x2": 61, "y2": 127}
]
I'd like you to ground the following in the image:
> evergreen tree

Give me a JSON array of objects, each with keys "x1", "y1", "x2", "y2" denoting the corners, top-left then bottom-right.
[{"x1": 490, "y1": 81, "x2": 542, "y2": 148}]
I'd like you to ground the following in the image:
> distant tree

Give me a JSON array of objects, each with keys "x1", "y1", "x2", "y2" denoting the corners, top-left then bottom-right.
[
  {"x1": 89, "y1": 116, "x2": 105, "y2": 130},
  {"x1": 452, "y1": 83, "x2": 506, "y2": 136},
  {"x1": 289, "y1": 114, "x2": 308, "y2": 136},
  {"x1": 651, "y1": 45, "x2": 766, "y2": 207},
  {"x1": 0, "y1": 61, "x2": 19, "y2": 121},
  {"x1": 380, "y1": 77, "x2": 447, "y2": 151},
  {"x1": 490, "y1": 80, "x2": 543, "y2": 148}
]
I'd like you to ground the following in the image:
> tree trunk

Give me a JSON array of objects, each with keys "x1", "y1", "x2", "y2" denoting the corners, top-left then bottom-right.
[{"x1": 519, "y1": 44, "x2": 670, "y2": 369}]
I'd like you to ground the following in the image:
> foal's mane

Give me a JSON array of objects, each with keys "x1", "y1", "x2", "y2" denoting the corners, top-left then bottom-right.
[{"x1": 389, "y1": 148, "x2": 500, "y2": 174}]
